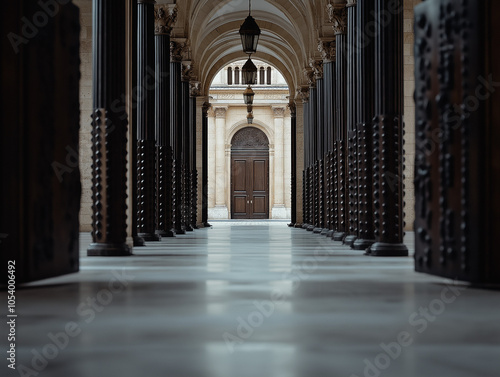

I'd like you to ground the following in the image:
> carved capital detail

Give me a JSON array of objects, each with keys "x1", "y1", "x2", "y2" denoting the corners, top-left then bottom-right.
[
  {"x1": 190, "y1": 81, "x2": 201, "y2": 97},
  {"x1": 318, "y1": 40, "x2": 336, "y2": 62},
  {"x1": 154, "y1": 5, "x2": 177, "y2": 35},
  {"x1": 214, "y1": 107, "x2": 227, "y2": 118},
  {"x1": 272, "y1": 106, "x2": 286, "y2": 118},
  {"x1": 296, "y1": 87, "x2": 310, "y2": 103},
  {"x1": 182, "y1": 61, "x2": 194, "y2": 81},
  {"x1": 303, "y1": 68, "x2": 316, "y2": 87},
  {"x1": 309, "y1": 59, "x2": 324, "y2": 79},
  {"x1": 170, "y1": 41, "x2": 184, "y2": 62},
  {"x1": 287, "y1": 101, "x2": 297, "y2": 116},
  {"x1": 327, "y1": 3, "x2": 348, "y2": 35},
  {"x1": 346, "y1": 0, "x2": 357, "y2": 7}
]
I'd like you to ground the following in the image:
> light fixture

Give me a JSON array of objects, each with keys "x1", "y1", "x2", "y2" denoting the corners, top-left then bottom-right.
[
  {"x1": 243, "y1": 85, "x2": 255, "y2": 105},
  {"x1": 239, "y1": 0, "x2": 261, "y2": 55},
  {"x1": 247, "y1": 104, "x2": 253, "y2": 113},
  {"x1": 242, "y1": 57, "x2": 257, "y2": 85},
  {"x1": 247, "y1": 111, "x2": 254, "y2": 124}
]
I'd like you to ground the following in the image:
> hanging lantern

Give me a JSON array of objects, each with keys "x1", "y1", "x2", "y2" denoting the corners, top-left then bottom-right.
[
  {"x1": 247, "y1": 111, "x2": 254, "y2": 124},
  {"x1": 243, "y1": 85, "x2": 255, "y2": 105},
  {"x1": 239, "y1": 0, "x2": 261, "y2": 55},
  {"x1": 242, "y1": 58, "x2": 257, "y2": 85}
]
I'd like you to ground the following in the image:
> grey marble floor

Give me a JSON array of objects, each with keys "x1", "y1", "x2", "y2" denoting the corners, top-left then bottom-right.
[{"x1": 9, "y1": 222, "x2": 500, "y2": 377}]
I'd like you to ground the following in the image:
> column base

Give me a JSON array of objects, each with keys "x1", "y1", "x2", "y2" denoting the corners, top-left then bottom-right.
[
  {"x1": 133, "y1": 235, "x2": 146, "y2": 247},
  {"x1": 185, "y1": 225, "x2": 194, "y2": 232},
  {"x1": 307, "y1": 225, "x2": 315, "y2": 231},
  {"x1": 271, "y1": 206, "x2": 288, "y2": 219},
  {"x1": 138, "y1": 233, "x2": 161, "y2": 242},
  {"x1": 175, "y1": 226, "x2": 186, "y2": 235},
  {"x1": 343, "y1": 235, "x2": 357, "y2": 247},
  {"x1": 294, "y1": 223, "x2": 303, "y2": 228},
  {"x1": 302, "y1": 223, "x2": 309, "y2": 229},
  {"x1": 333, "y1": 231, "x2": 346, "y2": 241},
  {"x1": 369, "y1": 242, "x2": 409, "y2": 257},
  {"x1": 313, "y1": 227, "x2": 323, "y2": 233},
  {"x1": 326, "y1": 230, "x2": 334, "y2": 238},
  {"x1": 88, "y1": 243, "x2": 131, "y2": 257},
  {"x1": 203, "y1": 222, "x2": 212, "y2": 227},
  {"x1": 320, "y1": 228, "x2": 329, "y2": 235},
  {"x1": 287, "y1": 223, "x2": 294, "y2": 227},
  {"x1": 352, "y1": 238, "x2": 375, "y2": 250},
  {"x1": 156, "y1": 229, "x2": 176, "y2": 237},
  {"x1": 209, "y1": 206, "x2": 229, "y2": 219}
]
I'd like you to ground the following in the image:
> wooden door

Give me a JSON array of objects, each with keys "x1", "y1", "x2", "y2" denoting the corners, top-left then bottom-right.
[{"x1": 231, "y1": 151, "x2": 269, "y2": 219}]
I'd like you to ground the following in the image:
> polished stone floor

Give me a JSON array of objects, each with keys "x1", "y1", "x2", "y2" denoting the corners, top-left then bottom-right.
[{"x1": 12, "y1": 221, "x2": 500, "y2": 377}]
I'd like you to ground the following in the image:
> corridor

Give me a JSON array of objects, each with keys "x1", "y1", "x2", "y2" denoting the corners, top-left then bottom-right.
[{"x1": 16, "y1": 222, "x2": 500, "y2": 377}]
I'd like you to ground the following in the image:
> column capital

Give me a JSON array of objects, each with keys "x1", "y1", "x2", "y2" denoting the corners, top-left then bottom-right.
[
  {"x1": 272, "y1": 106, "x2": 286, "y2": 118},
  {"x1": 154, "y1": 5, "x2": 177, "y2": 35},
  {"x1": 346, "y1": 0, "x2": 357, "y2": 7},
  {"x1": 327, "y1": 3, "x2": 348, "y2": 35},
  {"x1": 287, "y1": 101, "x2": 297, "y2": 117},
  {"x1": 318, "y1": 40, "x2": 336, "y2": 63},
  {"x1": 182, "y1": 60, "x2": 194, "y2": 81},
  {"x1": 138, "y1": 0, "x2": 156, "y2": 3},
  {"x1": 170, "y1": 40, "x2": 184, "y2": 62},
  {"x1": 202, "y1": 102, "x2": 211, "y2": 114},
  {"x1": 303, "y1": 68, "x2": 316, "y2": 87},
  {"x1": 296, "y1": 87, "x2": 310, "y2": 103},
  {"x1": 214, "y1": 107, "x2": 227, "y2": 118},
  {"x1": 309, "y1": 58, "x2": 323, "y2": 80},
  {"x1": 190, "y1": 81, "x2": 201, "y2": 97}
]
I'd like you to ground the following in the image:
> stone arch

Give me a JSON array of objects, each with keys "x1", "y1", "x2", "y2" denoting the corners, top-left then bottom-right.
[
  {"x1": 227, "y1": 120, "x2": 274, "y2": 148},
  {"x1": 231, "y1": 127, "x2": 270, "y2": 150}
]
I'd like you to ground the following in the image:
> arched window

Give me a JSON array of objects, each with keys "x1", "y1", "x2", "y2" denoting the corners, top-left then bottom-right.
[
  {"x1": 227, "y1": 67, "x2": 233, "y2": 85},
  {"x1": 259, "y1": 67, "x2": 265, "y2": 85},
  {"x1": 267, "y1": 67, "x2": 272, "y2": 85},
  {"x1": 235, "y1": 67, "x2": 240, "y2": 85}
]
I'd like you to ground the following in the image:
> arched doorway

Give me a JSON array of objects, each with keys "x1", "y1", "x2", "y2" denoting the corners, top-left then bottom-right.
[{"x1": 231, "y1": 127, "x2": 269, "y2": 219}]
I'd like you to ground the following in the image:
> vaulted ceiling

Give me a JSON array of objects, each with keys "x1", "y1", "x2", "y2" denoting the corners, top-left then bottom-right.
[{"x1": 158, "y1": 0, "x2": 345, "y2": 97}]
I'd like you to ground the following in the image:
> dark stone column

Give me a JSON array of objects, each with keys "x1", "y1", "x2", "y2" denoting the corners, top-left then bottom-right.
[
  {"x1": 329, "y1": 3, "x2": 348, "y2": 241},
  {"x1": 300, "y1": 88, "x2": 310, "y2": 229},
  {"x1": 353, "y1": 0, "x2": 376, "y2": 250},
  {"x1": 319, "y1": 40, "x2": 337, "y2": 238},
  {"x1": 344, "y1": 0, "x2": 358, "y2": 247},
  {"x1": 88, "y1": 0, "x2": 131, "y2": 256},
  {"x1": 181, "y1": 65, "x2": 193, "y2": 232},
  {"x1": 369, "y1": 0, "x2": 408, "y2": 256},
  {"x1": 171, "y1": 41, "x2": 186, "y2": 234},
  {"x1": 136, "y1": 0, "x2": 160, "y2": 241},
  {"x1": 189, "y1": 85, "x2": 200, "y2": 229},
  {"x1": 306, "y1": 72, "x2": 317, "y2": 232},
  {"x1": 202, "y1": 102, "x2": 211, "y2": 227},
  {"x1": 154, "y1": 5, "x2": 177, "y2": 237},
  {"x1": 288, "y1": 102, "x2": 298, "y2": 227}
]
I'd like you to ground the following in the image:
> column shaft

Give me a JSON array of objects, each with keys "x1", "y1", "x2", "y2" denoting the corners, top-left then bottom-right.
[
  {"x1": 88, "y1": 0, "x2": 131, "y2": 256},
  {"x1": 370, "y1": 0, "x2": 408, "y2": 256}
]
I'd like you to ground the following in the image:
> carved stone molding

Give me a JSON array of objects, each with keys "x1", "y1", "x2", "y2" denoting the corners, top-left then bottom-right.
[
  {"x1": 272, "y1": 106, "x2": 286, "y2": 118},
  {"x1": 214, "y1": 107, "x2": 227, "y2": 118},
  {"x1": 309, "y1": 58, "x2": 324, "y2": 79},
  {"x1": 154, "y1": 5, "x2": 177, "y2": 35},
  {"x1": 327, "y1": 3, "x2": 348, "y2": 35},
  {"x1": 318, "y1": 40, "x2": 336, "y2": 62}
]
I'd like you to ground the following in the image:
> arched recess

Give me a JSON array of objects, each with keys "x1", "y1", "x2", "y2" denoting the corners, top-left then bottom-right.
[{"x1": 230, "y1": 127, "x2": 270, "y2": 219}]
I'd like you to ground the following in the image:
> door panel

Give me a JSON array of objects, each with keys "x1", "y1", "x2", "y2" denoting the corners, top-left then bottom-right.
[{"x1": 231, "y1": 152, "x2": 269, "y2": 219}]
